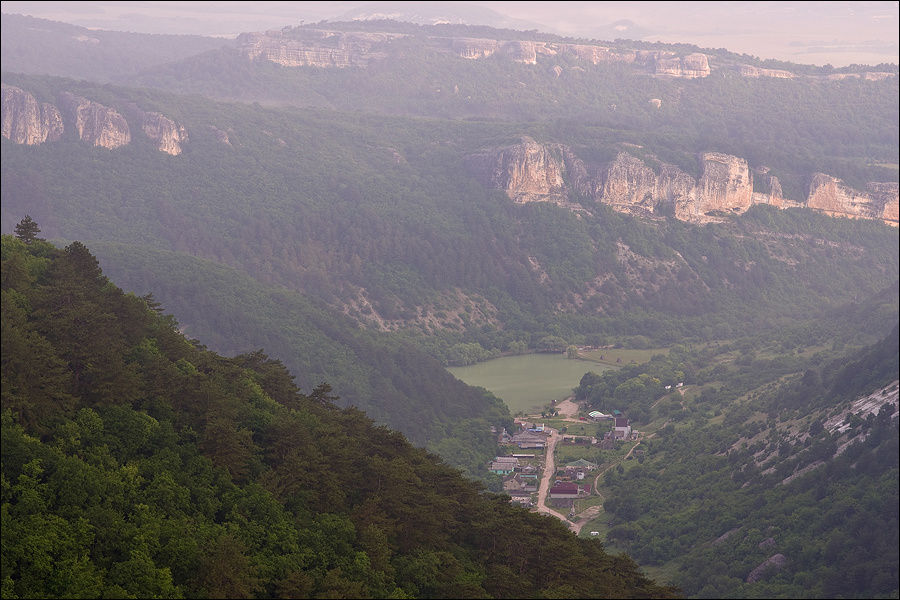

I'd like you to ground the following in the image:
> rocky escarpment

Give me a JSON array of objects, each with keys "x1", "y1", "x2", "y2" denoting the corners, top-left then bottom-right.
[
  {"x1": 452, "y1": 37, "x2": 499, "y2": 60},
  {"x1": 826, "y1": 72, "x2": 895, "y2": 81},
  {"x1": 694, "y1": 152, "x2": 754, "y2": 215},
  {"x1": 2, "y1": 84, "x2": 189, "y2": 154},
  {"x1": 140, "y1": 111, "x2": 187, "y2": 155},
  {"x1": 238, "y1": 27, "x2": 710, "y2": 77},
  {"x1": 464, "y1": 137, "x2": 577, "y2": 204},
  {"x1": 59, "y1": 92, "x2": 130, "y2": 149},
  {"x1": 1, "y1": 84, "x2": 64, "y2": 145},
  {"x1": 738, "y1": 65, "x2": 796, "y2": 79},
  {"x1": 808, "y1": 174, "x2": 899, "y2": 224},
  {"x1": 467, "y1": 139, "x2": 897, "y2": 225},
  {"x1": 655, "y1": 53, "x2": 710, "y2": 78},
  {"x1": 237, "y1": 29, "x2": 404, "y2": 68},
  {"x1": 751, "y1": 167, "x2": 800, "y2": 209}
]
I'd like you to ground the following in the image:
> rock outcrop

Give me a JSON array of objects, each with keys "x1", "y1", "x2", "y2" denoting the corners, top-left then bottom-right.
[
  {"x1": 694, "y1": 152, "x2": 754, "y2": 215},
  {"x1": 738, "y1": 65, "x2": 796, "y2": 79},
  {"x1": 1, "y1": 84, "x2": 64, "y2": 145},
  {"x1": 141, "y1": 111, "x2": 187, "y2": 155},
  {"x1": 746, "y1": 554, "x2": 787, "y2": 583},
  {"x1": 236, "y1": 27, "x2": 710, "y2": 77},
  {"x1": 464, "y1": 137, "x2": 575, "y2": 204},
  {"x1": 237, "y1": 29, "x2": 403, "y2": 68},
  {"x1": 59, "y1": 92, "x2": 130, "y2": 149},
  {"x1": 826, "y1": 72, "x2": 895, "y2": 81},
  {"x1": 867, "y1": 182, "x2": 900, "y2": 224},
  {"x1": 751, "y1": 167, "x2": 798, "y2": 209},
  {"x1": 601, "y1": 153, "x2": 660, "y2": 213},
  {"x1": 807, "y1": 173, "x2": 888, "y2": 221},
  {"x1": 467, "y1": 140, "x2": 898, "y2": 226},
  {"x1": 655, "y1": 53, "x2": 710, "y2": 78},
  {"x1": 452, "y1": 38, "x2": 499, "y2": 59}
]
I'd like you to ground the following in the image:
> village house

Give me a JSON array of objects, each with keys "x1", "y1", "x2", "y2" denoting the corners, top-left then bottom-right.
[
  {"x1": 503, "y1": 473, "x2": 537, "y2": 493},
  {"x1": 565, "y1": 458, "x2": 597, "y2": 480},
  {"x1": 598, "y1": 432, "x2": 616, "y2": 450},
  {"x1": 489, "y1": 456, "x2": 519, "y2": 475},
  {"x1": 548, "y1": 482, "x2": 580, "y2": 502},
  {"x1": 511, "y1": 429, "x2": 547, "y2": 449},
  {"x1": 519, "y1": 464, "x2": 539, "y2": 479},
  {"x1": 548, "y1": 482, "x2": 591, "y2": 508},
  {"x1": 614, "y1": 417, "x2": 632, "y2": 440}
]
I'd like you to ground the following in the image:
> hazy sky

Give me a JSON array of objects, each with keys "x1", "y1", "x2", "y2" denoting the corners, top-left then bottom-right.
[{"x1": 2, "y1": 1, "x2": 898, "y2": 66}]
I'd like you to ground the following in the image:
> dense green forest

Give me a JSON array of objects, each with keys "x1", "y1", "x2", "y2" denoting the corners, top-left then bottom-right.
[
  {"x1": 83, "y1": 240, "x2": 511, "y2": 482},
  {"x1": 571, "y1": 301, "x2": 898, "y2": 598},
  {"x1": 125, "y1": 30, "x2": 898, "y2": 193},
  {"x1": 3, "y1": 16, "x2": 898, "y2": 192},
  {"x1": 1, "y1": 233, "x2": 679, "y2": 598},
  {"x1": 1, "y1": 76, "x2": 897, "y2": 363}
]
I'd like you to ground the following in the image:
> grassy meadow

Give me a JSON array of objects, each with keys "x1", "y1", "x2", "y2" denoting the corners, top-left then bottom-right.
[
  {"x1": 577, "y1": 347, "x2": 669, "y2": 366},
  {"x1": 447, "y1": 353, "x2": 615, "y2": 413}
]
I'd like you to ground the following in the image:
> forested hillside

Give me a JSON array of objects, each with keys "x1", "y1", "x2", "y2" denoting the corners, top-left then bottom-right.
[
  {"x1": 124, "y1": 21, "x2": 898, "y2": 193},
  {"x1": 0, "y1": 13, "x2": 232, "y2": 82},
  {"x1": 572, "y1": 303, "x2": 898, "y2": 597},
  {"x1": 82, "y1": 240, "x2": 511, "y2": 481},
  {"x1": 0, "y1": 233, "x2": 679, "y2": 599}
]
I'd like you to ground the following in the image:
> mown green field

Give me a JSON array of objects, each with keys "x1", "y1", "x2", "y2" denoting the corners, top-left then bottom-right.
[
  {"x1": 448, "y1": 353, "x2": 615, "y2": 413},
  {"x1": 578, "y1": 347, "x2": 669, "y2": 366}
]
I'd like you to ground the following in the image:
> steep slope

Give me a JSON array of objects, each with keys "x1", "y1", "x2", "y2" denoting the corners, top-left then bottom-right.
[
  {"x1": 84, "y1": 241, "x2": 511, "y2": 479},
  {"x1": 1, "y1": 234, "x2": 679, "y2": 598},
  {"x1": 572, "y1": 309, "x2": 899, "y2": 598}
]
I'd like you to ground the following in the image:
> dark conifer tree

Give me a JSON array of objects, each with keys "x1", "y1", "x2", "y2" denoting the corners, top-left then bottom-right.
[{"x1": 13, "y1": 215, "x2": 41, "y2": 244}]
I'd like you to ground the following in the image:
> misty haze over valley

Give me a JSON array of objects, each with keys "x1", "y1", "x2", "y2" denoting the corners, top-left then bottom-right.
[{"x1": 1, "y1": 2, "x2": 898, "y2": 598}]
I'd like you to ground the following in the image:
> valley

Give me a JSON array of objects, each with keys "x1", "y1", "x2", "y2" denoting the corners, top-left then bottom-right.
[{"x1": 1, "y1": 6, "x2": 897, "y2": 599}]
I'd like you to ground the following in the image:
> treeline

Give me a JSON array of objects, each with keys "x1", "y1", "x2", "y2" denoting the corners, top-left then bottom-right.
[{"x1": 1, "y1": 233, "x2": 680, "y2": 599}]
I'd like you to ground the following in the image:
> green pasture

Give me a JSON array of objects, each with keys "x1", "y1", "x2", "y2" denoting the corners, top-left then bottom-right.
[
  {"x1": 448, "y1": 354, "x2": 615, "y2": 413},
  {"x1": 578, "y1": 347, "x2": 669, "y2": 366}
]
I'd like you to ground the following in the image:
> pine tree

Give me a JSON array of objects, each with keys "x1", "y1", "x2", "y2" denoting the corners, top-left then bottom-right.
[{"x1": 14, "y1": 215, "x2": 41, "y2": 244}]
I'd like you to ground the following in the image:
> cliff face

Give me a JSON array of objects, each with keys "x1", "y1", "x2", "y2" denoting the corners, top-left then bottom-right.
[
  {"x1": 3, "y1": 85, "x2": 188, "y2": 154},
  {"x1": 141, "y1": 111, "x2": 187, "y2": 155},
  {"x1": 601, "y1": 153, "x2": 660, "y2": 213},
  {"x1": 655, "y1": 53, "x2": 711, "y2": 78},
  {"x1": 464, "y1": 138, "x2": 573, "y2": 204},
  {"x1": 867, "y1": 182, "x2": 900, "y2": 224},
  {"x1": 1, "y1": 84, "x2": 64, "y2": 145},
  {"x1": 237, "y1": 29, "x2": 402, "y2": 67},
  {"x1": 468, "y1": 140, "x2": 897, "y2": 226},
  {"x1": 695, "y1": 152, "x2": 754, "y2": 215},
  {"x1": 808, "y1": 174, "x2": 899, "y2": 224},
  {"x1": 452, "y1": 38, "x2": 499, "y2": 59},
  {"x1": 237, "y1": 27, "x2": 709, "y2": 76},
  {"x1": 738, "y1": 65, "x2": 796, "y2": 79},
  {"x1": 59, "y1": 92, "x2": 130, "y2": 149}
]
